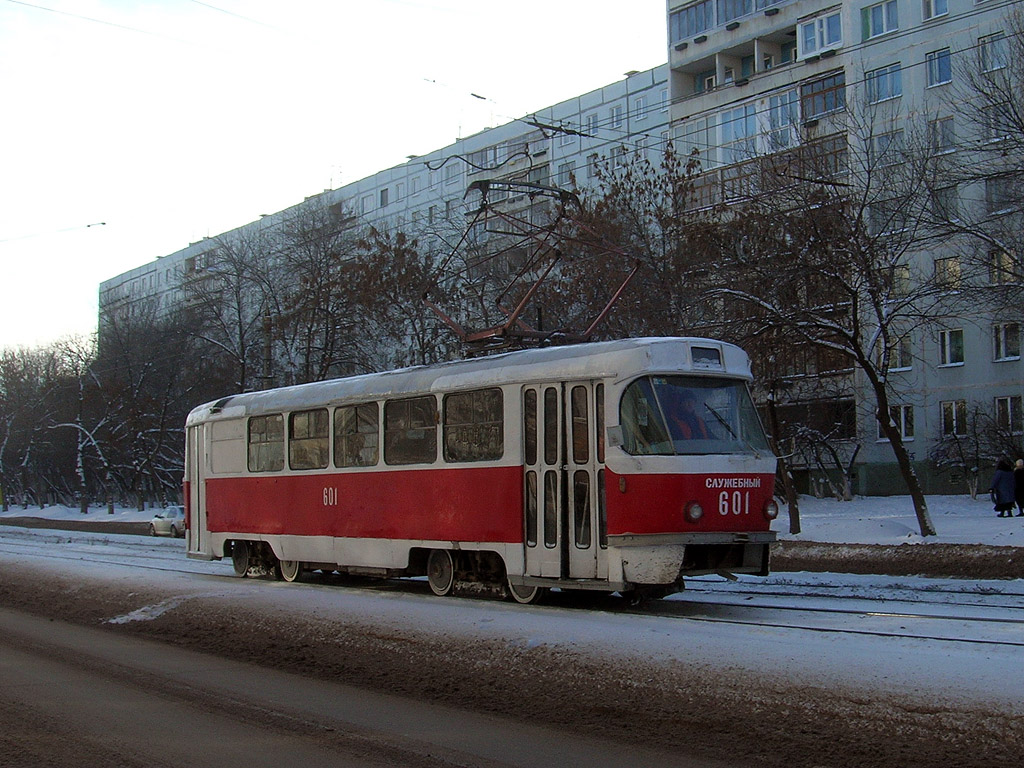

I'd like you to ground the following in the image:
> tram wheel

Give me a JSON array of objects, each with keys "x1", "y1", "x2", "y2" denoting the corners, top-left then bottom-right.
[
  {"x1": 231, "y1": 540, "x2": 250, "y2": 577},
  {"x1": 426, "y1": 549, "x2": 455, "y2": 596},
  {"x1": 506, "y1": 579, "x2": 544, "y2": 605},
  {"x1": 279, "y1": 559, "x2": 303, "y2": 583}
]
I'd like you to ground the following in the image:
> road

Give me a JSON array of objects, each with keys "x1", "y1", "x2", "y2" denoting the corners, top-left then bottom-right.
[
  {"x1": 0, "y1": 606, "x2": 710, "y2": 768},
  {"x1": 1, "y1": 522, "x2": 1023, "y2": 768}
]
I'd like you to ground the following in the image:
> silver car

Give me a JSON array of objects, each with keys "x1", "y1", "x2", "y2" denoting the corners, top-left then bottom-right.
[{"x1": 149, "y1": 506, "x2": 185, "y2": 538}]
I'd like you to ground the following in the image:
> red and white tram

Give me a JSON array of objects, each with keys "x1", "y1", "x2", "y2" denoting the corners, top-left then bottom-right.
[{"x1": 184, "y1": 337, "x2": 778, "y2": 602}]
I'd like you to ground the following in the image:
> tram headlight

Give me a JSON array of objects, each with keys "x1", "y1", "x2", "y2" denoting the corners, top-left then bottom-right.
[
  {"x1": 684, "y1": 501, "x2": 704, "y2": 523},
  {"x1": 763, "y1": 499, "x2": 780, "y2": 520}
]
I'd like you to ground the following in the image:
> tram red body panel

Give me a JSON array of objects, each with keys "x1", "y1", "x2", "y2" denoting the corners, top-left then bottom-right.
[
  {"x1": 606, "y1": 471, "x2": 776, "y2": 536},
  {"x1": 203, "y1": 466, "x2": 523, "y2": 543}
]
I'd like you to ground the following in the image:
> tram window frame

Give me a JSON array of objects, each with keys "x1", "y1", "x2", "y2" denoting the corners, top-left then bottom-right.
[
  {"x1": 443, "y1": 388, "x2": 504, "y2": 463},
  {"x1": 384, "y1": 395, "x2": 438, "y2": 465},
  {"x1": 289, "y1": 408, "x2": 330, "y2": 470},
  {"x1": 247, "y1": 413, "x2": 284, "y2": 472},
  {"x1": 334, "y1": 402, "x2": 379, "y2": 468}
]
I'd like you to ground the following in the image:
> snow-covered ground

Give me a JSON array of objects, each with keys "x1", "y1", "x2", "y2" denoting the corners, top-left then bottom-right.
[{"x1": 3, "y1": 493, "x2": 1021, "y2": 547}]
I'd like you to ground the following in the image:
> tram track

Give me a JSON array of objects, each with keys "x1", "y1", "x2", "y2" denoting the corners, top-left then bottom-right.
[{"x1": 4, "y1": 525, "x2": 1024, "y2": 649}]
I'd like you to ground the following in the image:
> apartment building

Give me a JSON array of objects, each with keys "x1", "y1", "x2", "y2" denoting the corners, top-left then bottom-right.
[{"x1": 665, "y1": 0, "x2": 1023, "y2": 492}]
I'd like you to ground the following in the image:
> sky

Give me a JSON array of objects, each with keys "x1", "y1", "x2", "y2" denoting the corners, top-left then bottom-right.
[{"x1": 0, "y1": 0, "x2": 667, "y2": 350}]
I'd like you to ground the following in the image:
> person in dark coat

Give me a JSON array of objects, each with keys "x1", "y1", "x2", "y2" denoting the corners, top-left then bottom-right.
[
  {"x1": 1014, "y1": 459, "x2": 1024, "y2": 517},
  {"x1": 990, "y1": 458, "x2": 1016, "y2": 517}
]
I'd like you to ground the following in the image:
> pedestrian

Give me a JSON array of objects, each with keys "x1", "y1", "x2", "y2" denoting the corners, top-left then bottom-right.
[
  {"x1": 990, "y1": 458, "x2": 1016, "y2": 517},
  {"x1": 1014, "y1": 459, "x2": 1024, "y2": 517}
]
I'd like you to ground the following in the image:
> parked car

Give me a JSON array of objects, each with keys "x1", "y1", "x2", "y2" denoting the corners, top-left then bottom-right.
[{"x1": 149, "y1": 506, "x2": 185, "y2": 538}]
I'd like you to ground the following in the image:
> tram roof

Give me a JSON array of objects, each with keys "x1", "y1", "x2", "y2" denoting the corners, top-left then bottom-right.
[{"x1": 186, "y1": 337, "x2": 753, "y2": 424}]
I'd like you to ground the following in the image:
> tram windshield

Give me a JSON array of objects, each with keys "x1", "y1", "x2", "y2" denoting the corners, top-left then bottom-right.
[{"x1": 619, "y1": 375, "x2": 770, "y2": 456}]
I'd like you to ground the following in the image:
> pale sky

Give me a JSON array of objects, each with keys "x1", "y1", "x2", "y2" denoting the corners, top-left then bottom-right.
[{"x1": 0, "y1": 0, "x2": 667, "y2": 349}]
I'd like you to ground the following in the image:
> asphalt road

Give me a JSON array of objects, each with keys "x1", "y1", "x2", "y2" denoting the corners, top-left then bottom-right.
[{"x1": 0, "y1": 607, "x2": 717, "y2": 768}]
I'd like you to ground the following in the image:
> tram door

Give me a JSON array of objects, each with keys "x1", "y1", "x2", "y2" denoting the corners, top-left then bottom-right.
[
  {"x1": 186, "y1": 425, "x2": 209, "y2": 558},
  {"x1": 522, "y1": 382, "x2": 606, "y2": 580}
]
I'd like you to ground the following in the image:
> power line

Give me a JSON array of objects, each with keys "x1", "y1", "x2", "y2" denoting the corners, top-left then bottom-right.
[{"x1": 0, "y1": 222, "x2": 106, "y2": 245}]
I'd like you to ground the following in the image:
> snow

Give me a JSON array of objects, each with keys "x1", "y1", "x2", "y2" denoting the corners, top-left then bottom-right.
[
  {"x1": 3, "y1": 492, "x2": 1021, "y2": 546},
  {"x1": 778, "y1": 493, "x2": 1023, "y2": 546},
  {"x1": 2, "y1": 493, "x2": 1023, "y2": 720}
]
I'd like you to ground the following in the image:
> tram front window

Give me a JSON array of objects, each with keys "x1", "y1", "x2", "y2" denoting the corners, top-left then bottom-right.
[{"x1": 619, "y1": 376, "x2": 770, "y2": 456}]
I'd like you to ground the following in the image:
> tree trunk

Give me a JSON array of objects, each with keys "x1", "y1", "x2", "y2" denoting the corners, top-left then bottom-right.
[
  {"x1": 765, "y1": 396, "x2": 800, "y2": 534},
  {"x1": 874, "y1": 394, "x2": 936, "y2": 536}
]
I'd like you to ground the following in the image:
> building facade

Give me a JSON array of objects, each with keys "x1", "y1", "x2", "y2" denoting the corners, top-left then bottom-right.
[{"x1": 665, "y1": 0, "x2": 1023, "y2": 493}]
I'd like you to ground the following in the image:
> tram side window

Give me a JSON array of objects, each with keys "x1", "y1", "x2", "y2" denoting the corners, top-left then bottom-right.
[
  {"x1": 248, "y1": 414, "x2": 284, "y2": 472},
  {"x1": 443, "y1": 388, "x2": 503, "y2": 462},
  {"x1": 384, "y1": 396, "x2": 438, "y2": 465},
  {"x1": 335, "y1": 403, "x2": 379, "y2": 467},
  {"x1": 289, "y1": 409, "x2": 329, "y2": 470}
]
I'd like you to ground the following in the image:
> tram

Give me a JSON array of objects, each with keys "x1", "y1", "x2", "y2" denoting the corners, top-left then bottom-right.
[{"x1": 184, "y1": 337, "x2": 778, "y2": 602}]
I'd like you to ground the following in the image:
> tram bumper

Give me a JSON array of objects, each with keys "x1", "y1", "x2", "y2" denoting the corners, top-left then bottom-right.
[{"x1": 608, "y1": 532, "x2": 776, "y2": 584}]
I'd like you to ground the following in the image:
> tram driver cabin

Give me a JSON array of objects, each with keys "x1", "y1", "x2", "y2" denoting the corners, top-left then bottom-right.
[{"x1": 184, "y1": 338, "x2": 778, "y2": 602}]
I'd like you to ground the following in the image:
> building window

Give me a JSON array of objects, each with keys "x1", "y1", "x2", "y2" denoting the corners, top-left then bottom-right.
[
  {"x1": 980, "y1": 32, "x2": 1007, "y2": 72},
  {"x1": 768, "y1": 90, "x2": 800, "y2": 149},
  {"x1": 410, "y1": 176, "x2": 420, "y2": 196},
  {"x1": 669, "y1": 0, "x2": 713, "y2": 42},
  {"x1": 586, "y1": 113, "x2": 599, "y2": 135},
  {"x1": 798, "y1": 11, "x2": 842, "y2": 59},
  {"x1": 930, "y1": 185, "x2": 958, "y2": 220},
  {"x1": 557, "y1": 161, "x2": 575, "y2": 187},
  {"x1": 990, "y1": 250, "x2": 1019, "y2": 285},
  {"x1": 922, "y1": 0, "x2": 947, "y2": 20},
  {"x1": 801, "y1": 71, "x2": 846, "y2": 119},
  {"x1": 941, "y1": 399, "x2": 968, "y2": 436},
  {"x1": 981, "y1": 102, "x2": 1012, "y2": 142},
  {"x1": 610, "y1": 104, "x2": 624, "y2": 130},
  {"x1": 719, "y1": 104, "x2": 757, "y2": 164},
  {"x1": 934, "y1": 256, "x2": 961, "y2": 290},
  {"x1": 926, "y1": 48, "x2": 952, "y2": 86},
  {"x1": 928, "y1": 116, "x2": 954, "y2": 153},
  {"x1": 660, "y1": 88, "x2": 669, "y2": 111},
  {"x1": 360, "y1": 194, "x2": 373, "y2": 214},
  {"x1": 445, "y1": 162, "x2": 460, "y2": 184},
  {"x1": 880, "y1": 405, "x2": 914, "y2": 440},
  {"x1": 889, "y1": 263, "x2": 911, "y2": 296},
  {"x1": 939, "y1": 328, "x2": 965, "y2": 366},
  {"x1": 985, "y1": 176, "x2": 1015, "y2": 214},
  {"x1": 379, "y1": 188, "x2": 389, "y2": 208},
  {"x1": 866, "y1": 63, "x2": 902, "y2": 103},
  {"x1": 719, "y1": 0, "x2": 755, "y2": 25},
  {"x1": 695, "y1": 69, "x2": 716, "y2": 94},
  {"x1": 869, "y1": 129, "x2": 904, "y2": 166},
  {"x1": 587, "y1": 153, "x2": 600, "y2": 179},
  {"x1": 994, "y1": 322, "x2": 1021, "y2": 360},
  {"x1": 995, "y1": 396, "x2": 1023, "y2": 433},
  {"x1": 634, "y1": 96, "x2": 647, "y2": 121},
  {"x1": 863, "y1": 0, "x2": 899, "y2": 39},
  {"x1": 882, "y1": 334, "x2": 914, "y2": 371}
]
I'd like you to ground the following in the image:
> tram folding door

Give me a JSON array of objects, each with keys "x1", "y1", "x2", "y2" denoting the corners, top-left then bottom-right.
[
  {"x1": 521, "y1": 382, "x2": 607, "y2": 581},
  {"x1": 185, "y1": 425, "x2": 210, "y2": 558}
]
